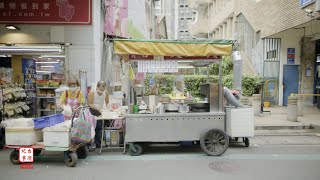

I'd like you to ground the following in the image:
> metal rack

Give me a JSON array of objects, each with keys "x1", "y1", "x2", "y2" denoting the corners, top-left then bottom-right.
[
  {"x1": 97, "y1": 117, "x2": 125, "y2": 155},
  {"x1": 36, "y1": 87, "x2": 59, "y2": 117}
]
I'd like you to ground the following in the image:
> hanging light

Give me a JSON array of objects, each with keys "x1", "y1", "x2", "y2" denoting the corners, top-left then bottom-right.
[
  {"x1": 5, "y1": 25, "x2": 20, "y2": 30},
  {"x1": 0, "y1": 46, "x2": 63, "y2": 54}
]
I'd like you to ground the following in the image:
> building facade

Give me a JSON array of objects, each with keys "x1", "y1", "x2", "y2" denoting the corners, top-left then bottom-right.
[{"x1": 189, "y1": 0, "x2": 320, "y2": 107}]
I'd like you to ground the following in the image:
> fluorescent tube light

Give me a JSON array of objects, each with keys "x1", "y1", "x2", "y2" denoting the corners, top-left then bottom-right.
[{"x1": 35, "y1": 62, "x2": 60, "y2": 64}]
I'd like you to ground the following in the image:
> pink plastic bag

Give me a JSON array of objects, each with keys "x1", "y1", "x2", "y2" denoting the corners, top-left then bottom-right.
[{"x1": 82, "y1": 109, "x2": 97, "y2": 139}]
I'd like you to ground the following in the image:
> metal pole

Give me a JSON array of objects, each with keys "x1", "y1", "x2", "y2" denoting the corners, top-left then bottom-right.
[
  {"x1": 206, "y1": 66, "x2": 210, "y2": 83},
  {"x1": 218, "y1": 60, "x2": 223, "y2": 112},
  {"x1": 128, "y1": 62, "x2": 132, "y2": 114}
]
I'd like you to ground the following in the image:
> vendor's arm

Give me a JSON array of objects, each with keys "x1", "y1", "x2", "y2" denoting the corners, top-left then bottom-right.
[
  {"x1": 87, "y1": 91, "x2": 101, "y2": 112},
  {"x1": 104, "y1": 91, "x2": 109, "y2": 109},
  {"x1": 78, "y1": 91, "x2": 85, "y2": 105},
  {"x1": 59, "y1": 91, "x2": 67, "y2": 107}
]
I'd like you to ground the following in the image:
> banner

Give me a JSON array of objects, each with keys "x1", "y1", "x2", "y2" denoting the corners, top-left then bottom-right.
[
  {"x1": 104, "y1": 0, "x2": 128, "y2": 37},
  {"x1": 0, "y1": 0, "x2": 92, "y2": 24}
]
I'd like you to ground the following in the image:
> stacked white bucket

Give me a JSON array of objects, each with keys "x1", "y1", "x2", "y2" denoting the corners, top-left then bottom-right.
[{"x1": 3, "y1": 118, "x2": 43, "y2": 145}]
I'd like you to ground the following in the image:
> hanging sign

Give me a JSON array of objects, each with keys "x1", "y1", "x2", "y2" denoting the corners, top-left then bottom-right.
[
  {"x1": 0, "y1": 0, "x2": 92, "y2": 24},
  {"x1": 129, "y1": 54, "x2": 221, "y2": 61}
]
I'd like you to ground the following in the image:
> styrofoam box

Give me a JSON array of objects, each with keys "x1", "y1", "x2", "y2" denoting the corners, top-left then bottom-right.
[
  {"x1": 226, "y1": 107, "x2": 254, "y2": 137},
  {"x1": 6, "y1": 127, "x2": 43, "y2": 145},
  {"x1": 43, "y1": 128, "x2": 70, "y2": 147},
  {"x1": 5, "y1": 118, "x2": 34, "y2": 127}
]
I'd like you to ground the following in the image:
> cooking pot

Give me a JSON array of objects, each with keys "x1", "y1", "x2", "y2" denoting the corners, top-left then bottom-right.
[{"x1": 164, "y1": 103, "x2": 179, "y2": 112}]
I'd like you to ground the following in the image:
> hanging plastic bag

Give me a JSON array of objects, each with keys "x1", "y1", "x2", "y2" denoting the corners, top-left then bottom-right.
[
  {"x1": 129, "y1": 64, "x2": 135, "y2": 80},
  {"x1": 70, "y1": 110, "x2": 92, "y2": 143},
  {"x1": 83, "y1": 108, "x2": 97, "y2": 139},
  {"x1": 112, "y1": 118, "x2": 124, "y2": 129}
]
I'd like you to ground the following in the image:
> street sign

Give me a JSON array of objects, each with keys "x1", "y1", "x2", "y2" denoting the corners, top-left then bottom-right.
[{"x1": 287, "y1": 48, "x2": 295, "y2": 64}]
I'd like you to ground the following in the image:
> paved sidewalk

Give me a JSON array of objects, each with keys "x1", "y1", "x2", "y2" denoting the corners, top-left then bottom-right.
[{"x1": 255, "y1": 106, "x2": 320, "y2": 130}]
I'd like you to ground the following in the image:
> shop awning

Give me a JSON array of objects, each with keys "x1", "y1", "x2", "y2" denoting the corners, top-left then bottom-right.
[{"x1": 113, "y1": 39, "x2": 234, "y2": 57}]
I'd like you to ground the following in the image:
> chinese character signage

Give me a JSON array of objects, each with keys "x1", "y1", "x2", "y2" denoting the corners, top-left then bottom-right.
[
  {"x1": 0, "y1": 0, "x2": 92, "y2": 25},
  {"x1": 287, "y1": 48, "x2": 295, "y2": 64},
  {"x1": 300, "y1": 0, "x2": 315, "y2": 8},
  {"x1": 19, "y1": 148, "x2": 33, "y2": 163}
]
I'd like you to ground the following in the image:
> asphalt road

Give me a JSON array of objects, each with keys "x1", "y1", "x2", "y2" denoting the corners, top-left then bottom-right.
[{"x1": 1, "y1": 136, "x2": 320, "y2": 180}]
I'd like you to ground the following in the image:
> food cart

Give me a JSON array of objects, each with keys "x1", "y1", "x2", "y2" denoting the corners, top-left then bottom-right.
[{"x1": 112, "y1": 39, "x2": 248, "y2": 156}]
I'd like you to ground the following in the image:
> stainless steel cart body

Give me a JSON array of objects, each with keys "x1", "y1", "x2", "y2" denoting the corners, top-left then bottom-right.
[{"x1": 125, "y1": 112, "x2": 225, "y2": 142}]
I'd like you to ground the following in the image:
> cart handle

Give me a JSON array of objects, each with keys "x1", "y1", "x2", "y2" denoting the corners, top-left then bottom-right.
[{"x1": 71, "y1": 105, "x2": 90, "y2": 128}]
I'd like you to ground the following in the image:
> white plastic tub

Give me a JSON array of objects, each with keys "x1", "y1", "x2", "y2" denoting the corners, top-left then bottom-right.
[
  {"x1": 5, "y1": 127, "x2": 43, "y2": 145},
  {"x1": 226, "y1": 107, "x2": 254, "y2": 137},
  {"x1": 42, "y1": 121, "x2": 70, "y2": 147}
]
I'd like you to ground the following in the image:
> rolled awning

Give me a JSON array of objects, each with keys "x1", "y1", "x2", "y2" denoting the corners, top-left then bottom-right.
[{"x1": 113, "y1": 39, "x2": 233, "y2": 57}]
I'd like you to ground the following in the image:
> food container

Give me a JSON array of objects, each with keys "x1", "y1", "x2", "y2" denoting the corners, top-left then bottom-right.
[
  {"x1": 138, "y1": 104, "x2": 148, "y2": 110},
  {"x1": 178, "y1": 105, "x2": 190, "y2": 113},
  {"x1": 164, "y1": 103, "x2": 179, "y2": 112}
]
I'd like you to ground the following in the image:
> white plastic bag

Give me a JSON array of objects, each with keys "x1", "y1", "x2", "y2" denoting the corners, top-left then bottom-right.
[{"x1": 62, "y1": 105, "x2": 72, "y2": 116}]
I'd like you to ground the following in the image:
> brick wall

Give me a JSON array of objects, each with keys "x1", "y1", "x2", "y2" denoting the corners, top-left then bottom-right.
[{"x1": 234, "y1": 0, "x2": 316, "y2": 38}]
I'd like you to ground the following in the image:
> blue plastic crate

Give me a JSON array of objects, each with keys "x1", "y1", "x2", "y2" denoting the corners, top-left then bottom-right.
[{"x1": 33, "y1": 113, "x2": 64, "y2": 129}]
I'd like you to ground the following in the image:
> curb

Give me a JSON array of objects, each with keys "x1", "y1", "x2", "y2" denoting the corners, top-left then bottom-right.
[
  {"x1": 254, "y1": 133, "x2": 318, "y2": 136},
  {"x1": 255, "y1": 125, "x2": 313, "y2": 130}
]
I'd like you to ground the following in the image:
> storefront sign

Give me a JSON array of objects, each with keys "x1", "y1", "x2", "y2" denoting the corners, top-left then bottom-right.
[
  {"x1": 287, "y1": 48, "x2": 295, "y2": 64},
  {"x1": 0, "y1": 0, "x2": 92, "y2": 24},
  {"x1": 300, "y1": 0, "x2": 315, "y2": 7}
]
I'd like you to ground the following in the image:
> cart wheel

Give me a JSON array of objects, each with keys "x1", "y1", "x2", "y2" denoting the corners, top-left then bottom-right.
[
  {"x1": 129, "y1": 143, "x2": 143, "y2": 156},
  {"x1": 64, "y1": 152, "x2": 78, "y2": 167},
  {"x1": 10, "y1": 150, "x2": 20, "y2": 165},
  {"x1": 34, "y1": 149, "x2": 42, "y2": 156},
  {"x1": 244, "y1": 138, "x2": 250, "y2": 147},
  {"x1": 77, "y1": 145, "x2": 88, "y2": 159},
  {"x1": 200, "y1": 129, "x2": 229, "y2": 156},
  {"x1": 234, "y1": 137, "x2": 239, "y2": 142}
]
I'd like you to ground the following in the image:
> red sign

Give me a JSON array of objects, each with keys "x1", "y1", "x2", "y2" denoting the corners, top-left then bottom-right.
[
  {"x1": 164, "y1": 56, "x2": 221, "y2": 60},
  {"x1": 0, "y1": 0, "x2": 92, "y2": 24},
  {"x1": 128, "y1": 54, "x2": 221, "y2": 60}
]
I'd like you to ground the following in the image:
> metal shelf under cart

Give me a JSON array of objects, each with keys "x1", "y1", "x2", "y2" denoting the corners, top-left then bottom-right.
[{"x1": 96, "y1": 116, "x2": 125, "y2": 155}]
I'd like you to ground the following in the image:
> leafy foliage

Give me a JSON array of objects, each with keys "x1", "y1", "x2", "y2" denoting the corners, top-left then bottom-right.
[
  {"x1": 142, "y1": 55, "x2": 263, "y2": 97},
  {"x1": 241, "y1": 75, "x2": 264, "y2": 96},
  {"x1": 209, "y1": 56, "x2": 233, "y2": 76}
]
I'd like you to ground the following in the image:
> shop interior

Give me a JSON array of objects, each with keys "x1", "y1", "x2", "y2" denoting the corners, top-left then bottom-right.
[{"x1": 0, "y1": 45, "x2": 66, "y2": 119}]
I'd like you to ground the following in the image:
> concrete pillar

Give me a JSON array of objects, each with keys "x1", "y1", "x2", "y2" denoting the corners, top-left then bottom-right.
[
  {"x1": 287, "y1": 96, "x2": 298, "y2": 122},
  {"x1": 297, "y1": 96, "x2": 303, "y2": 116},
  {"x1": 252, "y1": 94, "x2": 261, "y2": 116}
]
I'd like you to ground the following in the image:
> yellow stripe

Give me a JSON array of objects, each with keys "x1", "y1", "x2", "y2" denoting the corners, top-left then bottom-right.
[
  {"x1": 291, "y1": 93, "x2": 320, "y2": 96},
  {"x1": 114, "y1": 41, "x2": 233, "y2": 56}
]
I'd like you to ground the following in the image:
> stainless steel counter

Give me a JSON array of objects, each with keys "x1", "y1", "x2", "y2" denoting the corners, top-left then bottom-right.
[
  {"x1": 125, "y1": 112, "x2": 225, "y2": 118},
  {"x1": 125, "y1": 112, "x2": 226, "y2": 142}
]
